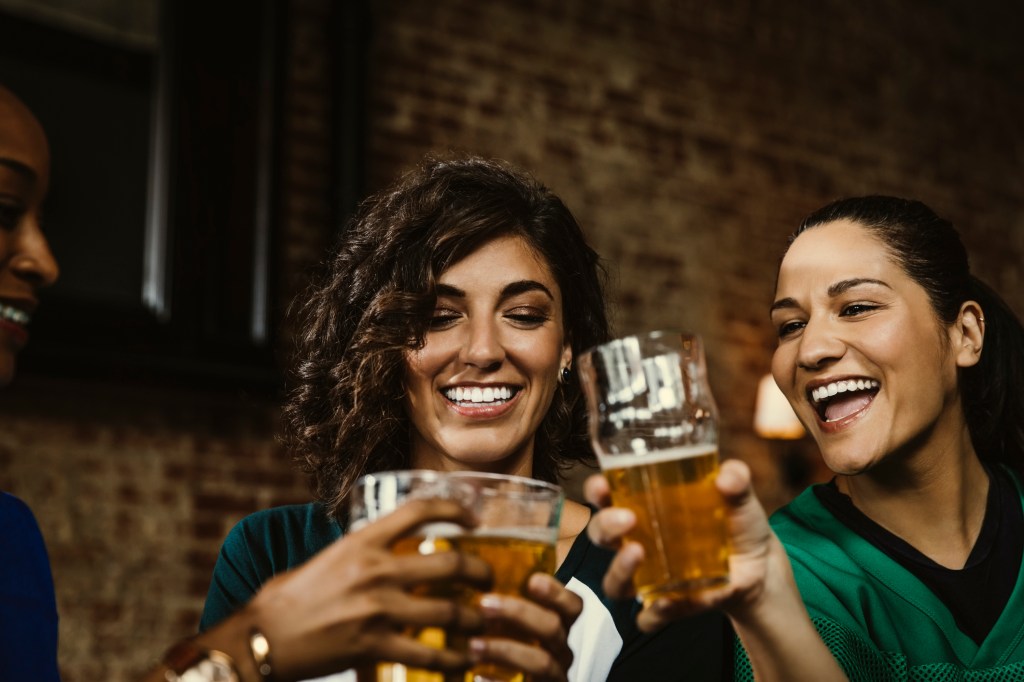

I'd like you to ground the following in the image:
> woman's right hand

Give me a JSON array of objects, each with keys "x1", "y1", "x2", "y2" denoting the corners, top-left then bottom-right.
[
  {"x1": 585, "y1": 458, "x2": 848, "y2": 681},
  {"x1": 584, "y1": 458, "x2": 776, "y2": 631},
  {"x1": 193, "y1": 497, "x2": 493, "y2": 682}
]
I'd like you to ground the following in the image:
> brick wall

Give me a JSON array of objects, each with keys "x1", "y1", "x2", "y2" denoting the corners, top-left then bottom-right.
[{"x1": 0, "y1": 1, "x2": 1021, "y2": 679}]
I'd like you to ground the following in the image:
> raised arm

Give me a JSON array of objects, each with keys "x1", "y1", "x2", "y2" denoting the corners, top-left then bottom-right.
[{"x1": 586, "y1": 459, "x2": 848, "y2": 682}]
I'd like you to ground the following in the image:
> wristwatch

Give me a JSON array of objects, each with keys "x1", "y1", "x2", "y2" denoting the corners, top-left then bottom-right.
[{"x1": 162, "y1": 638, "x2": 239, "y2": 682}]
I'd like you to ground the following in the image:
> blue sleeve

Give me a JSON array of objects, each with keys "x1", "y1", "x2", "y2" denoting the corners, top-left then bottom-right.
[{"x1": 0, "y1": 492, "x2": 61, "y2": 682}]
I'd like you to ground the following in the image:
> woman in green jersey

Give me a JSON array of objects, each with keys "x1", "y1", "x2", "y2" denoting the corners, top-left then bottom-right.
[{"x1": 589, "y1": 196, "x2": 1024, "y2": 681}]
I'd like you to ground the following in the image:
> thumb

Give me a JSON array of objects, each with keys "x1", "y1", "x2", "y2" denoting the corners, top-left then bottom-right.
[{"x1": 716, "y1": 459, "x2": 772, "y2": 556}]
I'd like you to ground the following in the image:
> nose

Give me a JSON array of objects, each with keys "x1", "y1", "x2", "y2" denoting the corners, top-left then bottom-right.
[
  {"x1": 795, "y1": 316, "x2": 845, "y2": 371},
  {"x1": 10, "y1": 219, "x2": 59, "y2": 288},
  {"x1": 459, "y1": 317, "x2": 505, "y2": 370}
]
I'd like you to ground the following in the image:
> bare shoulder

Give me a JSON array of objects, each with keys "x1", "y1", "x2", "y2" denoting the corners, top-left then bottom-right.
[
  {"x1": 555, "y1": 499, "x2": 591, "y2": 567},
  {"x1": 560, "y1": 498, "x2": 592, "y2": 538}
]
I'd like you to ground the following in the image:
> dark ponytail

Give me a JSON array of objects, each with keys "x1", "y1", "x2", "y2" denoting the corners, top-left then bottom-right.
[{"x1": 961, "y1": 276, "x2": 1024, "y2": 474}]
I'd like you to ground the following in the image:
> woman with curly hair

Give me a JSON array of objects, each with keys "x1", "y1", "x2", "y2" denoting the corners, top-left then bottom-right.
[{"x1": 197, "y1": 155, "x2": 728, "y2": 682}]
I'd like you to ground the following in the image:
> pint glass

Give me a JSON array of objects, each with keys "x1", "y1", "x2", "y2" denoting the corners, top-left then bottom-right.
[
  {"x1": 348, "y1": 470, "x2": 563, "y2": 682},
  {"x1": 447, "y1": 472, "x2": 563, "y2": 682},
  {"x1": 578, "y1": 331, "x2": 729, "y2": 605},
  {"x1": 349, "y1": 470, "x2": 473, "y2": 682}
]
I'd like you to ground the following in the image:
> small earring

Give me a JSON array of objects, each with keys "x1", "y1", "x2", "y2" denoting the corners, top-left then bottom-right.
[{"x1": 560, "y1": 366, "x2": 571, "y2": 383}]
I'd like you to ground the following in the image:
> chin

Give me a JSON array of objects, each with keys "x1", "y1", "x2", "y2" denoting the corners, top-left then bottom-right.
[{"x1": 818, "y1": 449, "x2": 879, "y2": 477}]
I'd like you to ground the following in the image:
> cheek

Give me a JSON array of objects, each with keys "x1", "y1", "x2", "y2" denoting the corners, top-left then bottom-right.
[{"x1": 770, "y1": 345, "x2": 797, "y2": 395}]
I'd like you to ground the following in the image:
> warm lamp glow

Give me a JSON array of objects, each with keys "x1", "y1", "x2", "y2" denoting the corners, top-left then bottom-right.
[{"x1": 753, "y1": 374, "x2": 805, "y2": 440}]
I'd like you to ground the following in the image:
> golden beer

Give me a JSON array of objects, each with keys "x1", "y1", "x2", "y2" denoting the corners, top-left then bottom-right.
[
  {"x1": 603, "y1": 444, "x2": 729, "y2": 604},
  {"x1": 369, "y1": 532, "x2": 555, "y2": 682}
]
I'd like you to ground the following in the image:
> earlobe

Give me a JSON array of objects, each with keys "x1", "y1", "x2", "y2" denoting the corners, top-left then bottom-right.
[{"x1": 953, "y1": 301, "x2": 985, "y2": 368}]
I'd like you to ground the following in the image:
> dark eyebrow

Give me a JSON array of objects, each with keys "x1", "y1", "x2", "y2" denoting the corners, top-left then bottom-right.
[
  {"x1": 827, "y1": 277, "x2": 891, "y2": 297},
  {"x1": 0, "y1": 158, "x2": 37, "y2": 181},
  {"x1": 770, "y1": 278, "x2": 891, "y2": 314},
  {"x1": 435, "y1": 280, "x2": 554, "y2": 302},
  {"x1": 501, "y1": 279, "x2": 554, "y2": 301}
]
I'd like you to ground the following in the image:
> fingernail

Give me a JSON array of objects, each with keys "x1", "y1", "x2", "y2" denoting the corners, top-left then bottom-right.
[
  {"x1": 469, "y1": 637, "x2": 486, "y2": 661},
  {"x1": 652, "y1": 598, "x2": 672, "y2": 613},
  {"x1": 608, "y1": 509, "x2": 633, "y2": 526},
  {"x1": 479, "y1": 594, "x2": 503, "y2": 614},
  {"x1": 528, "y1": 573, "x2": 549, "y2": 595}
]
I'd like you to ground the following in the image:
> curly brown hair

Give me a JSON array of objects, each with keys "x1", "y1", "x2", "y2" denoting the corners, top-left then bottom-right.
[{"x1": 282, "y1": 154, "x2": 611, "y2": 519}]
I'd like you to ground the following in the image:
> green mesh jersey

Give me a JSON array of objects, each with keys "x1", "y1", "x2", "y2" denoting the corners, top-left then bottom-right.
[{"x1": 735, "y1": 473, "x2": 1024, "y2": 681}]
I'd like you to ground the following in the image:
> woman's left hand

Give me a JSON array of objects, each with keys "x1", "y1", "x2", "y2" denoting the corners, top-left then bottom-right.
[{"x1": 467, "y1": 573, "x2": 582, "y2": 681}]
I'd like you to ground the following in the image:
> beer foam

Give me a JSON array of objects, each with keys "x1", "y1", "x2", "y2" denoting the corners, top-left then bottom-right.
[{"x1": 597, "y1": 443, "x2": 717, "y2": 469}]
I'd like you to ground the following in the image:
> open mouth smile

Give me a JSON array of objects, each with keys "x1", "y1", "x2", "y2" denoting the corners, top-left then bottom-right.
[
  {"x1": 0, "y1": 303, "x2": 31, "y2": 326},
  {"x1": 808, "y1": 378, "x2": 880, "y2": 423},
  {"x1": 443, "y1": 385, "x2": 521, "y2": 407}
]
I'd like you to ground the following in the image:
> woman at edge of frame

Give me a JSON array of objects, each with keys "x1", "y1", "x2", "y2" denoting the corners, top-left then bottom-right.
[{"x1": 0, "y1": 83, "x2": 62, "y2": 682}]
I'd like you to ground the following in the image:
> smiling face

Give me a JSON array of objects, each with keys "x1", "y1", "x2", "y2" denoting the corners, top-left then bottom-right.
[
  {"x1": 404, "y1": 234, "x2": 572, "y2": 476},
  {"x1": 0, "y1": 87, "x2": 60, "y2": 386},
  {"x1": 770, "y1": 219, "x2": 978, "y2": 476}
]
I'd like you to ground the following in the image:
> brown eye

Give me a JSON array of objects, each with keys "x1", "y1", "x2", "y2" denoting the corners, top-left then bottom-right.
[
  {"x1": 505, "y1": 308, "x2": 549, "y2": 327},
  {"x1": 777, "y1": 320, "x2": 804, "y2": 338},
  {"x1": 840, "y1": 304, "x2": 877, "y2": 317},
  {"x1": 428, "y1": 309, "x2": 461, "y2": 329},
  {"x1": 0, "y1": 203, "x2": 22, "y2": 230}
]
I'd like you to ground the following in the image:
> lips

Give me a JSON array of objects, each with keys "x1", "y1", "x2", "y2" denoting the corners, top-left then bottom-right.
[
  {"x1": 0, "y1": 301, "x2": 33, "y2": 348},
  {"x1": 443, "y1": 385, "x2": 520, "y2": 405},
  {"x1": 441, "y1": 384, "x2": 522, "y2": 419},
  {"x1": 808, "y1": 378, "x2": 880, "y2": 424},
  {"x1": 0, "y1": 302, "x2": 31, "y2": 326}
]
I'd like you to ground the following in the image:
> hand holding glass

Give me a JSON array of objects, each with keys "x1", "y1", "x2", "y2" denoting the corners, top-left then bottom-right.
[
  {"x1": 579, "y1": 331, "x2": 730, "y2": 605},
  {"x1": 349, "y1": 470, "x2": 564, "y2": 682}
]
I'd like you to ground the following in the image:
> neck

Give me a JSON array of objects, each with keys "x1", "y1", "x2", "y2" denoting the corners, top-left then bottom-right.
[
  {"x1": 409, "y1": 441, "x2": 535, "y2": 479},
  {"x1": 836, "y1": 425, "x2": 989, "y2": 569}
]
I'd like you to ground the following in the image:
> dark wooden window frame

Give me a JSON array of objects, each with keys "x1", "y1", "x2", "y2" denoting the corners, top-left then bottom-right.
[{"x1": 1, "y1": 1, "x2": 287, "y2": 394}]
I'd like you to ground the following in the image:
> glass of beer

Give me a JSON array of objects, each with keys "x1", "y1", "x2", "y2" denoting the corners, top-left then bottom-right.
[
  {"x1": 348, "y1": 470, "x2": 564, "y2": 682},
  {"x1": 349, "y1": 469, "x2": 475, "y2": 682},
  {"x1": 578, "y1": 330, "x2": 729, "y2": 605}
]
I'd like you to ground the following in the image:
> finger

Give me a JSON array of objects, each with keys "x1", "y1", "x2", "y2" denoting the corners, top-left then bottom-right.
[
  {"x1": 585, "y1": 507, "x2": 636, "y2": 549},
  {"x1": 601, "y1": 541, "x2": 643, "y2": 599},
  {"x1": 353, "y1": 498, "x2": 475, "y2": 546},
  {"x1": 392, "y1": 550, "x2": 493, "y2": 592},
  {"x1": 716, "y1": 458, "x2": 753, "y2": 503},
  {"x1": 363, "y1": 590, "x2": 485, "y2": 634},
  {"x1": 478, "y1": 593, "x2": 574, "y2": 672},
  {"x1": 469, "y1": 636, "x2": 568, "y2": 682},
  {"x1": 636, "y1": 583, "x2": 738, "y2": 632},
  {"x1": 582, "y1": 474, "x2": 612, "y2": 508},
  {"x1": 716, "y1": 459, "x2": 773, "y2": 556},
  {"x1": 525, "y1": 574, "x2": 583, "y2": 632},
  {"x1": 368, "y1": 630, "x2": 474, "y2": 674}
]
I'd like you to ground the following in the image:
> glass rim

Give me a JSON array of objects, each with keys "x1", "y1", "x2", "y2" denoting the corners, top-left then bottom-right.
[
  {"x1": 445, "y1": 470, "x2": 563, "y2": 497},
  {"x1": 354, "y1": 469, "x2": 562, "y2": 498},
  {"x1": 354, "y1": 469, "x2": 446, "y2": 488},
  {"x1": 581, "y1": 329, "x2": 702, "y2": 356}
]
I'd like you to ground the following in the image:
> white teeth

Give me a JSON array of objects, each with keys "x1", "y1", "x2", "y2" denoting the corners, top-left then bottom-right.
[
  {"x1": 444, "y1": 386, "x2": 515, "y2": 404},
  {"x1": 811, "y1": 379, "x2": 879, "y2": 404},
  {"x1": 0, "y1": 304, "x2": 30, "y2": 326}
]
